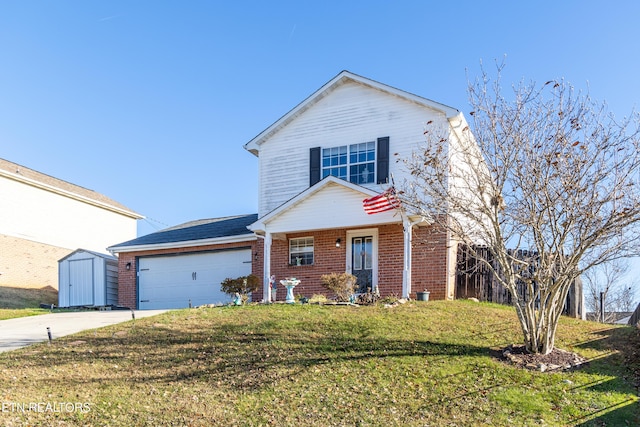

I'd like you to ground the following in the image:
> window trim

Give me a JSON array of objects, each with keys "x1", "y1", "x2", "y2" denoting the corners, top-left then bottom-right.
[
  {"x1": 289, "y1": 236, "x2": 314, "y2": 266},
  {"x1": 321, "y1": 141, "x2": 376, "y2": 185}
]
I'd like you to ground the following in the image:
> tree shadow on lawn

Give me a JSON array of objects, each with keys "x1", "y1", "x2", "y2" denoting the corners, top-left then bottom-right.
[
  {"x1": 570, "y1": 325, "x2": 640, "y2": 426},
  {"x1": 5, "y1": 312, "x2": 639, "y2": 425},
  {"x1": 4, "y1": 318, "x2": 491, "y2": 391}
]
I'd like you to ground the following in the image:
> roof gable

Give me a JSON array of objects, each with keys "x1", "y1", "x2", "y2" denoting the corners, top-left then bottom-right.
[
  {"x1": 249, "y1": 176, "x2": 401, "y2": 233},
  {"x1": 243, "y1": 70, "x2": 460, "y2": 156}
]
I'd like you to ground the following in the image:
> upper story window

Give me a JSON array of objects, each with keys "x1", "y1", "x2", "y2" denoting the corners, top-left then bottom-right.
[
  {"x1": 322, "y1": 141, "x2": 376, "y2": 185},
  {"x1": 310, "y1": 137, "x2": 389, "y2": 187}
]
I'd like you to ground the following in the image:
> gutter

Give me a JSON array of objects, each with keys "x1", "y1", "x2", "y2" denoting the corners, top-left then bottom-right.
[{"x1": 108, "y1": 234, "x2": 257, "y2": 255}]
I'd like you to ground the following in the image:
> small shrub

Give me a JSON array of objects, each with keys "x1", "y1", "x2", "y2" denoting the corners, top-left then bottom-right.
[
  {"x1": 220, "y1": 275, "x2": 260, "y2": 304},
  {"x1": 355, "y1": 289, "x2": 380, "y2": 306},
  {"x1": 308, "y1": 294, "x2": 329, "y2": 304},
  {"x1": 321, "y1": 273, "x2": 357, "y2": 302},
  {"x1": 379, "y1": 293, "x2": 401, "y2": 305}
]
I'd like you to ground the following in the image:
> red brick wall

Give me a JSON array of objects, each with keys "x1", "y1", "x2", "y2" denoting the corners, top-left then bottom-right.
[
  {"x1": 378, "y1": 224, "x2": 404, "y2": 297},
  {"x1": 118, "y1": 222, "x2": 451, "y2": 308},
  {"x1": 411, "y1": 223, "x2": 448, "y2": 300},
  {"x1": 117, "y1": 240, "x2": 258, "y2": 309},
  {"x1": 267, "y1": 230, "x2": 347, "y2": 300},
  {"x1": 0, "y1": 234, "x2": 72, "y2": 289},
  {"x1": 258, "y1": 224, "x2": 449, "y2": 301}
]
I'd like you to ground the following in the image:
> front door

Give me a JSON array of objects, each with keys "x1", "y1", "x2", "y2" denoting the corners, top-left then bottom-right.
[{"x1": 351, "y1": 236, "x2": 373, "y2": 293}]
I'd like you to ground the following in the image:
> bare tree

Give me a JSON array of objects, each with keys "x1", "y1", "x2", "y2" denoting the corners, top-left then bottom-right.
[
  {"x1": 584, "y1": 259, "x2": 636, "y2": 322},
  {"x1": 400, "y1": 63, "x2": 640, "y2": 354}
]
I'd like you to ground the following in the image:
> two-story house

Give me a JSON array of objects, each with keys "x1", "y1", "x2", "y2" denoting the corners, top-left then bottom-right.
[
  {"x1": 0, "y1": 158, "x2": 142, "y2": 289},
  {"x1": 109, "y1": 71, "x2": 474, "y2": 309}
]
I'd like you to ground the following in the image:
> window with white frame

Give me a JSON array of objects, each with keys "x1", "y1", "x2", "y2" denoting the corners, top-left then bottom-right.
[
  {"x1": 289, "y1": 237, "x2": 314, "y2": 266},
  {"x1": 322, "y1": 141, "x2": 375, "y2": 185}
]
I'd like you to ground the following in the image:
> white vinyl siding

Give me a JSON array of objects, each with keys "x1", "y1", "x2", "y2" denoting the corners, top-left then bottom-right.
[
  {"x1": 0, "y1": 176, "x2": 137, "y2": 253},
  {"x1": 257, "y1": 81, "x2": 445, "y2": 216},
  {"x1": 264, "y1": 181, "x2": 399, "y2": 234}
]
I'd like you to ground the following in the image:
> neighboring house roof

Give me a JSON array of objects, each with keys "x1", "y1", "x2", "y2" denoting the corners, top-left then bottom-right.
[
  {"x1": 243, "y1": 70, "x2": 461, "y2": 156},
  {"x1": 0, "y1": 158, "x2": 143, "y2": 219},
  {"x1": 108, "y1": 214, "x2": 258, "y2": 253}
]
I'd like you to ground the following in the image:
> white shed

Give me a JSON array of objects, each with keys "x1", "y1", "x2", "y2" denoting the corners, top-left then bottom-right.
[{"x1": 58, "y1": 249, "x2": 119, "y2": 307}]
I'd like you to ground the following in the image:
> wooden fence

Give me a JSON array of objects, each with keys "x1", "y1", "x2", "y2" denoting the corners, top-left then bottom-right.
[
  {"x1": 629, "y1": 303, "x2": 640, "y2": 327},
  {"x1": 455, "y1": 245, "x2": 583, "y2": 318}
]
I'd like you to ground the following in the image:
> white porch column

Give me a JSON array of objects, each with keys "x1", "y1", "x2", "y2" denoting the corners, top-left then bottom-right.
[
  {"x1": 262, "y1": 231, "x2": 272, "y2": 302},
  {"x1": 402, "y1": 218, "x2": 413, "y2": 299}
]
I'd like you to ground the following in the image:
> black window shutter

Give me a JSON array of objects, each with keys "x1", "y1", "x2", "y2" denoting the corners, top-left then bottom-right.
[
  {"x1": 376, "y1": 137, "x2": 390, "y2": 184},
  {"x1": 310, "y1": 147, "x2": 321, "y2": 186}
]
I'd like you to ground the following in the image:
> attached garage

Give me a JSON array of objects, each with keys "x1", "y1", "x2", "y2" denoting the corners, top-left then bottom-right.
[
  {"x1": 137, "y1": 249, "x2": 252, "y2": 309},
  {"x1": 58, "y1": 249, "x2": 119, "y2": 307},
  {"x1": 107, "y1": 214, "x2": 259, "y2": 310}
]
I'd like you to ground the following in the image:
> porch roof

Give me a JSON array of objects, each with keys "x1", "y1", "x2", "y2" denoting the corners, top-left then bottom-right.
[{"x1": 248, "y1": 176, "x2": 404, "y2": 235}]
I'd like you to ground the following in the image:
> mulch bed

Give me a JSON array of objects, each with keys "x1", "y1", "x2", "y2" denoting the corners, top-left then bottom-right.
[{"x1": 499, "y1": 344, "x2": 588, "y2": 372}]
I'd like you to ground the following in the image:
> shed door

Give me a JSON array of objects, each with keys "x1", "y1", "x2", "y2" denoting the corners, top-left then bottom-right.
[
  {"x1": 137, "y1": 250, "x2": 252, "y2": 310},
  {"x1": 69, "y1": 258, "x2": 94, "y2": 306}
]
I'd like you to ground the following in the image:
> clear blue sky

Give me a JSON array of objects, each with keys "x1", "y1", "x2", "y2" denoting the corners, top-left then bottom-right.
[{"x1": 2, "y1": 0, "x2": 640, "y2": 241}]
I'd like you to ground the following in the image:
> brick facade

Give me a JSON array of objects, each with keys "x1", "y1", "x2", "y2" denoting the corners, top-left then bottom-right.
[
  {"x1": 0, "y1": 234, "x2": 72, "y2": 289},
  {"x1": 411, "y1": 224, "x2": 449, "y2": 300},
  {"x1": 117, "y1": 241, "x2": 257, "y2": 309},
  {"x1": 255, "y1": 223, "x2": 449, "y2": 301}
]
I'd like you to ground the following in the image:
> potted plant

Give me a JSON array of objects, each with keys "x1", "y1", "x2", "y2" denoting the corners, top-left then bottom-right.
[{"x1": 416, "y1": 289, "x2": 430, "y2": 301}]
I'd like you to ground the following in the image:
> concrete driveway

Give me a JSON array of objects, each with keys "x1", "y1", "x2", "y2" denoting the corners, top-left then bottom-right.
[{"x1": 0, "y1": 309, "x2": 168, "y2": 353}]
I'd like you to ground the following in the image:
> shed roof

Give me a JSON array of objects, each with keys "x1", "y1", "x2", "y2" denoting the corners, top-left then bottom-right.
[
  {"x1": 0, "y1": 158, "x2": 142, "y2": 219},
  {"x1": 108, "y1": 214, "x2": 258, "y2": 253},
  {"x1": 59, "y1": 248, "x2": 118, "y2": 263}
]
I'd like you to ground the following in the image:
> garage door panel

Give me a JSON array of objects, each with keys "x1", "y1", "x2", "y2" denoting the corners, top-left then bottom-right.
[{"x1": 138, "y1": 250, "x2": 252, "y2": 310}]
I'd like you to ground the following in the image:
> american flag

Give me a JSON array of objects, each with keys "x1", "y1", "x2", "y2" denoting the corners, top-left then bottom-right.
[{"x1": 362, "y1": 187, "x2": 401, "y2": 214}]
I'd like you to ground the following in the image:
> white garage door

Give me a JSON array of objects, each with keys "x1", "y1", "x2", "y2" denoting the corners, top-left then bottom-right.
[{"x1": 137, "y1": 249, "x2": 252, "y2": 310}]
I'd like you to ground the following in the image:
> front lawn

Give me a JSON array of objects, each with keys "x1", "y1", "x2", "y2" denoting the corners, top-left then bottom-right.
[{"x1": 0, "y1": 301, "x2": 638, "y2": 426}]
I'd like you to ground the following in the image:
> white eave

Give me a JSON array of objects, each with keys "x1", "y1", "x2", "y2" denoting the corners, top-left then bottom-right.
[
  {"x1": 107, "y1": 234, "x2": 257, "y2": 254},
  {"x1": 249, "y1": 176, "x2": 388, "y2": 234},
  {"x1": 243, "y1": 70, "x2": 460, "y2": 156}
]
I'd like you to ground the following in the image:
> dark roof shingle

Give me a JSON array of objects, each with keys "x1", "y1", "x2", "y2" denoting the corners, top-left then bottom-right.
[{"x1": 110, "y1": 214, "x2": 258, "y2": 249}]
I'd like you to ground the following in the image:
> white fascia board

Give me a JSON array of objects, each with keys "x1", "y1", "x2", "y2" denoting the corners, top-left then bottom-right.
[
  {"x1": 107, "y1": 234, "x2": 257, "y2": 254},
  {"x1": 243, "y1": 70, "x2": 460, "y2": 155},
  {"x1": 0, "y1": 169, "x2": 144, "y2": 220},
  {"x1": 248, "y1": 176, "x2": 380, "y2": 233}
]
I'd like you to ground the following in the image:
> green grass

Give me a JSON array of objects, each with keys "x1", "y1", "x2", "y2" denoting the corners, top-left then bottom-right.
[
  {"x1": 0, "y1": 285, "x2": 58, "y2": 319},
  {"x1": 0, "y1": 307, "x2": 53, "y2": 320},
  {"x1": 0, "y1": 301, "x2": 638, "y2": 426},
  {"x1": 0, "y1": 285, "x2": 57, "y2": 308}
]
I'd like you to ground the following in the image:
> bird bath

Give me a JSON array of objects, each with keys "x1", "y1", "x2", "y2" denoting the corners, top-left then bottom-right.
[{"x1": 280, "y1": 278, "x2": 301, "y2": 304}]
